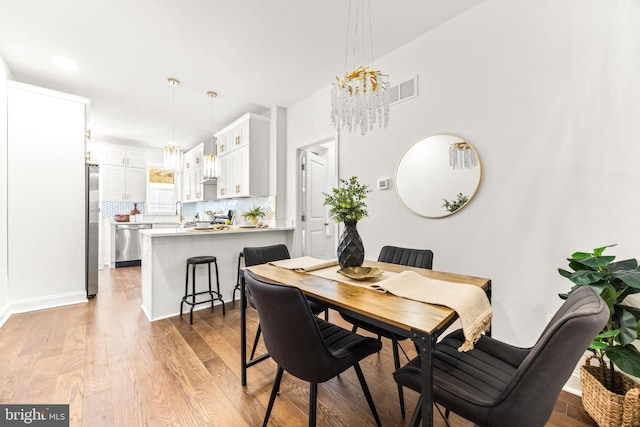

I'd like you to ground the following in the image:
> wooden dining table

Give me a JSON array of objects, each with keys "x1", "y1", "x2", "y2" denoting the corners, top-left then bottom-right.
[{"x1": 243, "y1": 259, "x2": 492, "y2": 427}]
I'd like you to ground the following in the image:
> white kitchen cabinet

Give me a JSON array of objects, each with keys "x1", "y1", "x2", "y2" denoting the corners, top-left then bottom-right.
[
  {"x1": 102, "y1": 164, "x2": 147, "y2": 201},
  {"x1": 215, "y1": 113, "x2": 269, "y2": 199},
  {"x1": 182, "y1": 144, "x2": 205, "y2": 203},
  {"x1": 216, "y1": 118, "x2": 249, "y2": 156},
  {"x1": 102, "y1": 144, "x2": 147, "y2": 168},
  {"x1": 100, "y1": 143, "x2": 147, "y2": 202}
]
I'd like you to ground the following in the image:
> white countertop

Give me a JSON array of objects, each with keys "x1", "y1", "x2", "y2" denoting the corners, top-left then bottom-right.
[
  {"x1": 140, "y1": 225, "x2": 294, "y2": 238},
  {"x1": 109, "y1": 220, "x2": 180, "y2": 226}
]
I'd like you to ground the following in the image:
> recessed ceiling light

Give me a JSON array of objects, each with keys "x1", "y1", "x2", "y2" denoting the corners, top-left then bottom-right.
[{"x1": 53, "y1": 56, "x2": 77, "y2": 71}]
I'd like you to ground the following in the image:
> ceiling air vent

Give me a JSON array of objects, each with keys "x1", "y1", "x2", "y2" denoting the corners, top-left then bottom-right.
[{"x1": 389, "y1": 75, "x2": 419, "y2": 106}]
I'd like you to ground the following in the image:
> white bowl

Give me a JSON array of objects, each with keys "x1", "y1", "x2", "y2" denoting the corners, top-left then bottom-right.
[{"x1": 196, "y1": 222, "x2": 210, "y2": 228}]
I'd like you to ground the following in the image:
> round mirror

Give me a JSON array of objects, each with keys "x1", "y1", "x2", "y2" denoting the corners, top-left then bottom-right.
[{"x1": 395, "y1": 134, "x2": 482, "y2": 218}]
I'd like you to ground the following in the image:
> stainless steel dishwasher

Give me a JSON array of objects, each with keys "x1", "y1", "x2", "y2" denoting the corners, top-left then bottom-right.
[{"x1": 115, "y1": 223, "x2": 152, "y2": 267}]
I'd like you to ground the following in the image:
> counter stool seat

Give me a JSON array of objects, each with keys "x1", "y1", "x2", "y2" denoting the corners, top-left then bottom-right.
[{"x1": 180, "y1": 255, "x2": 225, "y2": 324}]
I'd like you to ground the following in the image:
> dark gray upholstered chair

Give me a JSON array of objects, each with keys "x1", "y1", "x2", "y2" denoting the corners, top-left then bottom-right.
[
  {"x1": 244, "y1": 270, "x2": 383, "y2": 427},
  {"x1": 241, "y1": 245, "x2": 327, "y2": 378},
  {"x1": 393, "y1": 286, "x2": 608, "y2": 427},
  {"x1": 340, "y1": 245, "x2": 434, "y2": 417}
]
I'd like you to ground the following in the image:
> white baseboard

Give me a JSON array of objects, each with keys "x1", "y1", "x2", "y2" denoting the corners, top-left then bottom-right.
[
  {"x1": 563, "y1": 368, "x2": 582, "y2": 396},
  {"x1": 0, "y1": 303, "x2": 10, "y2": 328},
  {"x1": 142, "y1": 301, "x2": 224, "y2": 322},
  {"x1": 9, "y1": 291, "x2": 87, "y2": 315}
]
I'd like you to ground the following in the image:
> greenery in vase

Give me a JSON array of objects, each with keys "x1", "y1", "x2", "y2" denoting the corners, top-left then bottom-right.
[
  {"x1": 558, "y1": 244, "x2": 640, "y2": 392},
  {"x1": 323, "y1": 176, "x2": 371, "y2": 223},
  {"x1": 242, "y1": 205, "x2": 266, "y2": 223},
  {"x1": 442, "y1": 192, "x2": 469, "y2": 213}
]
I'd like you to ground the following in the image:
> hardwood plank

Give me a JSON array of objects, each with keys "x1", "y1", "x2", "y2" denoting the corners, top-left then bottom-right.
[{"x1": 0, "y1": 266, "x2": 598, "y2": 426}]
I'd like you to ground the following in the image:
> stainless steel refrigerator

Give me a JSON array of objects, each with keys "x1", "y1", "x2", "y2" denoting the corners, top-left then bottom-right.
[{"x1": 86, "y1": 164, "x2": 99, "y2": 298}]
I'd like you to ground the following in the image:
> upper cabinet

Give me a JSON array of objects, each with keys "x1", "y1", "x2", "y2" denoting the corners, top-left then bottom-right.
[
  {"x1": 102, "y1": 144, "x2": 147, "y2": 168},
  {"x1": 215, "y1": 113, "x2": 270, "y2": 199},
  {"x1": 216, "y1": 117, "x2": 249, "y2": 156},
  {"x1": 100, "y1": 144, "x2": 148, "y2": 202},
  {"x1": 182, "y1": 143, "x2": 216, "y2": 202},
  {"x1": 182, "y1": 143, "x2": 203, "y2": 202}
]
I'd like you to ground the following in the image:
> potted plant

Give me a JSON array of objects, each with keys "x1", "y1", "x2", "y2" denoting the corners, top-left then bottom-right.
[
  {"x1": 558, "y1": 244, "x2": 640, "y2": 426},
  {"x1": 323, "y1": 176, "x2": 370, "y2": 268},
  {"x1": 242, "y1": 205, "x2": 266, "y2": 225}
]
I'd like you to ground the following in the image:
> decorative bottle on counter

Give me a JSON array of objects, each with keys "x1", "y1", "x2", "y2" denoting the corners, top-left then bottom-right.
[{"x1": 130, "y1": 203, "x2": 140, "y2": 215}]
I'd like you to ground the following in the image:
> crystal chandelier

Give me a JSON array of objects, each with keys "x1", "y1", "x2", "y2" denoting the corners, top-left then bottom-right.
[
  {"x1": 164, "y1": 77, "x2": 182, "y2": 169},
  {"x1": 449, "y1": 141, "x2": 478, "y2": 170},
  {"x1": 203, "y1": 90, "x2": 218, "y2": 179},
  {"x1": 331, "y1": 0, "x2": 390, "y2": 136}
]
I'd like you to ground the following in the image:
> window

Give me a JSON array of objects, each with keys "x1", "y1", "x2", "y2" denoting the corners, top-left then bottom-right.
[{"x1": 146, "y1": 164, "x2": 177, "y2": 214}]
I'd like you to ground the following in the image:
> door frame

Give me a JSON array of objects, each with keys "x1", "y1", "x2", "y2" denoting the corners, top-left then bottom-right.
[{"x1": 296, "y1": 134, "x2": 339, "y2": 257}]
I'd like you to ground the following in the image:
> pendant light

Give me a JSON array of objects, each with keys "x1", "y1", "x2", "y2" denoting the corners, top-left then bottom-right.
[
  {"x1": 449, "y1": 141, "x2": 478, "y2": 170},
  {"x1": 331, "y1": 0, "x2": 390, "y2": 136},
  {"x1": 203, "y1": 90, "x2": 218, "y2": 179},
  {"x1": 164, "y1": 77, "x2": 181, "y2": 169}
]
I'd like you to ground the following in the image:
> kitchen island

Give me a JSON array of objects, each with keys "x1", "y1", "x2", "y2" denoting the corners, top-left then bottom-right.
[{"x1": 140, "y1": 225, "x2": 294, "y2": 321}]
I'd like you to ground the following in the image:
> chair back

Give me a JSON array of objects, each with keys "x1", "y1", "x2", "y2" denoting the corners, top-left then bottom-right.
[
  {"x1": 242, "y1": 244, "x2": 291, "y2": 308},
  {"x1": 491, "y1": 286, "x2": 608, "y2": 426},
  {"x1": 243, "y1": 244, "x2": 290, "y2": 267},
  {"x1": 243, "y1": 270, "x2": 344, "y2": 383},
  {"x1": 378, "y1": 245, "x2": 433, "y2": 269}
]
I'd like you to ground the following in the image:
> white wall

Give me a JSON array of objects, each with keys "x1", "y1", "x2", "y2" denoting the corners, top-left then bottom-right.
[
  {"x1": 286, "y1": 0, "x2": 640, "y2": 353},
  {"x1": 7, "y1": 82, "x2": 89, "y2": 313},
  {"x1": 0, "y1": 54, "x2": 11, "y2": 326}
]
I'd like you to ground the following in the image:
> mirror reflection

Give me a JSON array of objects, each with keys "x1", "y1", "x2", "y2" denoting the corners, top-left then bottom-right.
[{"x1": 395, "y1": 134, "x2": 482, "y2": 218}]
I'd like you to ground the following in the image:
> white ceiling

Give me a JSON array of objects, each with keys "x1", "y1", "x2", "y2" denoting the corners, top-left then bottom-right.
[{"x1": 0, "y1": 0, "x2": 483, "y2": 151}]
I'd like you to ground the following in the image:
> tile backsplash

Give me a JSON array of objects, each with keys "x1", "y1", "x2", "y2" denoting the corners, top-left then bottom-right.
[
  {"x1": 101, "y1": 201, "x2": 145, "y2": 218},
  {"x1": 101, "y1": 196, "x2": 276, "y2": 223}
]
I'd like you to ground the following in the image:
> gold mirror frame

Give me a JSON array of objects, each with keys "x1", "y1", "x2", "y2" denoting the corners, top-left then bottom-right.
[{"x1": 395, "y1": 134, "x2": 483, "y2": 218}]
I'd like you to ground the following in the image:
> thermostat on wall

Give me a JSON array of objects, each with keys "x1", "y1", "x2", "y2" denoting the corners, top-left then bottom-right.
[{"x1": 378, "y1": 178, "x2": 390, "y2": 191}]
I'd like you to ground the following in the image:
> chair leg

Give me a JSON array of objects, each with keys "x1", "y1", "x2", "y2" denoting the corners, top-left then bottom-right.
[
  {"x1": 263, "y1": 366, "x2": 284, "y2": 427},
  {"x1": 250, "y1": 324, "x2": 262, "y2": 360},
  {"x1": 213, "y1": 260, "x2": 225, "y2": 315},
  {"x1": 207, "y1": 262, "x2": 214, "y2": 309},
  {"x1": 353, "y1": 362, "x2": 382, "y2": 427},
  {"x1": 233, "y1": 252, "x2": 245, "y2": 303},
  {"x1": 309, "y1": 382, "x2": 318, "y2": 427},
  {"x1": 409, "y1": 396, "x2": 423, "y2": 427},
  {"x1": 180, "y1": 263, "x2": 189, "y2": 316},
  {"x1": 190, "y1": 264, "x2": 196, "y2": 324},
  {"x1": 392, "y1": 339, "x2": 406, "y2": 418}
]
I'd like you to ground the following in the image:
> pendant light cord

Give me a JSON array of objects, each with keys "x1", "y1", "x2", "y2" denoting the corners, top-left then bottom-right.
[
  {"x1": 171, "y1": 84, "x2": 175, "y2": 144},
  {"x1": 343, "y1": 0, "x2": 352, "y2": 74},
  {"x1": 343, "y1": 0, "x2": 376, "y2": 72},
  {"x1": 214, "y1": 95, "x2": 219, "y2": 155}
]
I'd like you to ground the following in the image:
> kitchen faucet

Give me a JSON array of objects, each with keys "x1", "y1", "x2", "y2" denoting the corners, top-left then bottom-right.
[{"x1": 176, "y1": 201, "x2": 183, "y2": 222}]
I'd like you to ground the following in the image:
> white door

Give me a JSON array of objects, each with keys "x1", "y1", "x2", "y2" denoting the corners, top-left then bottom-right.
[{"x1": 302, "y1": 150, "x2": 334, "y2": 258}]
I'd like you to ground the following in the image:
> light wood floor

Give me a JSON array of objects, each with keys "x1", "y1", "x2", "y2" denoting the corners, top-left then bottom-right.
[{"x1": 0, "y1": 266, "x2": 597, "y2": 426}]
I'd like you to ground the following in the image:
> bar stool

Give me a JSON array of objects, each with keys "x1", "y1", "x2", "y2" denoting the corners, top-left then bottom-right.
[
  {"x1": 180, "y1": 255, "x2": 225, "y2": 324},
  {"x1": 232, "y1": 251, "x2": 244, "y2": 303}
]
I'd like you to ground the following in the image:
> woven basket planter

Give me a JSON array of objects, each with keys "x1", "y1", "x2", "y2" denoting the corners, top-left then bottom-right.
[{"x1": 580, "y1": 357, "x2": 640, "y2": 427}]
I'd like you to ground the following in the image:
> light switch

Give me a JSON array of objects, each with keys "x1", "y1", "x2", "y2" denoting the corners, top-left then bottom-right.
[{"x1": 378, "y1": 178, "x2": 390, "y2": 191}]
